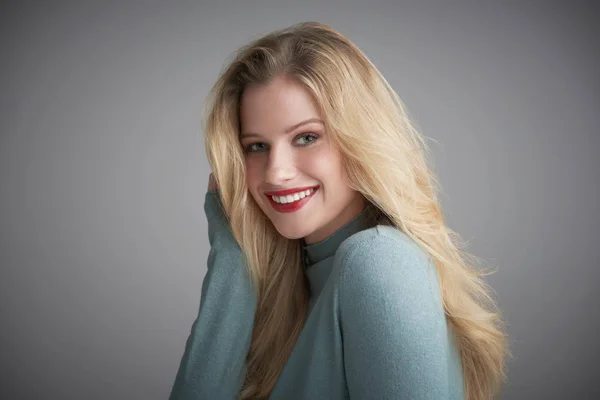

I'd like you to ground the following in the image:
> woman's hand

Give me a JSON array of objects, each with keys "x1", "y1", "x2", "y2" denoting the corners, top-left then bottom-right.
[{"x1": 207, "y1": 172, "x2": 219, "y2": 192}]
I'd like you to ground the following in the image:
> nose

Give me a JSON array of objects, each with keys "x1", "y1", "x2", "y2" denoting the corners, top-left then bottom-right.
[{"x1": 264, "y1": 145, "x2": 296, "y2": 186}]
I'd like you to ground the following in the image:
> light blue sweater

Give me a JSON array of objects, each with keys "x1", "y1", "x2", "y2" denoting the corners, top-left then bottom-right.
[{"x1": 169, "y1": 191, "x2": 465, "y2": 399}]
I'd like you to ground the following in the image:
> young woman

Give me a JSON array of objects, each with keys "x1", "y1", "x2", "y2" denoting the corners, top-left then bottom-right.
[{"x1": 170, "y1": 22, "x2": 510, "y2": 400}]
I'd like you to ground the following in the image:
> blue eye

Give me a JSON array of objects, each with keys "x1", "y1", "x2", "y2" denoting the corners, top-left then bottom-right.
[
  {"x1": 296, "y1": 133, "x2": 319, "y2": 145},
  {"x1": 244, "y1": 133, "x2": 319, "y2": 153},
  {"x1": 245, "y1": 142, "x2": 267, "y2": 153}
]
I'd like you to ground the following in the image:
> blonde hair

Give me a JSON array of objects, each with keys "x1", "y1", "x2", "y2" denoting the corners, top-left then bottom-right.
[{"x1": 203, "y1": 21, "x2": 511, "y2": 400}]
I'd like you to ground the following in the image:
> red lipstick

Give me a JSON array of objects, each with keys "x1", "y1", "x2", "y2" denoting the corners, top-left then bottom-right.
[
  {"x1": 265, "y1": 186, "x2": 319, "y2": 213},
  {"x1": 264, "y1": 185, "x2": 319, "y2": 197}
]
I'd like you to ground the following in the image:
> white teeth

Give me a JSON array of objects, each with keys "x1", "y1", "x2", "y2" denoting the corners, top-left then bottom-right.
[{"x1": 271, "y1": 188, "x2": 316, "y2": 204}]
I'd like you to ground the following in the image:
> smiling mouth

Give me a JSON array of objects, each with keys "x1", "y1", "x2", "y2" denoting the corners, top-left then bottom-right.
[
  {"x1": 267, "y1": 186, "x2": 319, "y2": 204},
  {"x1": 264, "y1": 185, "x2": 320, "y2": 197},
  {"x1": 266, "y1": 186, "x2": 319, "y2": 213}
]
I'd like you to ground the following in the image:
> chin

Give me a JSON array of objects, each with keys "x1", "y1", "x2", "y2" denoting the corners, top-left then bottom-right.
[{"x1": 272, "y1": 223, "x2": 310, "y2": 240}]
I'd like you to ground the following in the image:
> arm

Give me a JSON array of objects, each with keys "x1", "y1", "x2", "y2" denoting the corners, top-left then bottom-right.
[
  {"x1": 339, "y1": 230, "x2": 460, "y2": 399},
  {"x1": 169, "y1": 191, "x2": 257, "y2": 400}
]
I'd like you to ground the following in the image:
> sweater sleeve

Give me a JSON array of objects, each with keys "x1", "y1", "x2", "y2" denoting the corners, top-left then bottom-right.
[
  {"x1": 339, "y1": 227, "x2": 461, "y2": 399},
  {"x1": 169, "y1": 191, "x2": 257, "y2": 400}
]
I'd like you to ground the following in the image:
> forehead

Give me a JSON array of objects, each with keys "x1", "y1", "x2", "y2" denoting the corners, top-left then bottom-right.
[{"x1": 240, "y1": 75, "x2": 322, "y2": 134}]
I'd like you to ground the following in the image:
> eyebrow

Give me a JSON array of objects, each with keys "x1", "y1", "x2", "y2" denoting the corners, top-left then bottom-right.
[{"x1": 240, "y1": 118, "x2": 324, "y2": 140}]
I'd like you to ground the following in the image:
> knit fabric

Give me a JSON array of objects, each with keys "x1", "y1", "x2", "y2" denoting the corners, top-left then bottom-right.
[{"x1": 169, "y1": 191, "x2": 465, "y2": 399}]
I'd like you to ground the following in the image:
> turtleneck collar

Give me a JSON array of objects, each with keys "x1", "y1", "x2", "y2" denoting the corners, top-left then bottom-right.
[{"x1": 300, "y1": 202, "x2": 380, "y2": 269}]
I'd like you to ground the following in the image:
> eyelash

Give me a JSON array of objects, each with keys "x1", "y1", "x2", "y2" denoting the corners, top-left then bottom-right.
[{"x1": 244, "y1": 133, "x2": 320, "y2": 153}]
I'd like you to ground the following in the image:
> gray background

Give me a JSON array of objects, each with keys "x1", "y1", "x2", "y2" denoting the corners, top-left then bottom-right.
[{"x1": 1, "y1": 1, "x2": 598, "y2": 399}]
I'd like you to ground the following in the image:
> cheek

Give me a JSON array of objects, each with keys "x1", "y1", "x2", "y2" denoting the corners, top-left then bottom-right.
[
  {"x1": 245, "y1": 158, "x2": 263, "y2": 188},
  {"x1": 244, "y1": 163, "x2": 262, "y2": 205},
  {"x1": 306, "y1": 146, "x2": 343, "y2": 179}
]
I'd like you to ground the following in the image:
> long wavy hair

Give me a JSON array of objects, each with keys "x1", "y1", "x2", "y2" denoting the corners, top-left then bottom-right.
[{"x1": 203, "y1": 21, "x2": 511, "y2": 400}]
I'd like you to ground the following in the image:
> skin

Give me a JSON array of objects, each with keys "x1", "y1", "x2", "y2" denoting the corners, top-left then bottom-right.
[
  {"x1": 238, "y1": 74, "x2": 365, "y2": 245},
  {"x1": 207, "y1": 172, "x2": 218, "y2": 192}
]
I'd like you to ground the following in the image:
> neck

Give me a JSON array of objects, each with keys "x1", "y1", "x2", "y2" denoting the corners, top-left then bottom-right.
[{"x1": 303, "y1": 196, "x2": 366, "y2": 245}]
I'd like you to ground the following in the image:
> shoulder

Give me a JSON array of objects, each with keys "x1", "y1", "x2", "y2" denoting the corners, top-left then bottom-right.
[
  {"x1": 333, "y1": 224, "x2": 442, "y2": 311},
  {"x1": 337, "y1": 225, "x2": 428, "y2": 261},
  {"x1": 334, "y1": 224, "x2": 433, "y2": 276},
  {"x1": 333, "y1": 225, "x2": 462, "y2": 400}
]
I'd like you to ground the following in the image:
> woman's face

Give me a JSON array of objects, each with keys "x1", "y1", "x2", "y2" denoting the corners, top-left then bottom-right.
[{"x1": 239, "y1": 75, "x2": 365, "y2": 244}]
